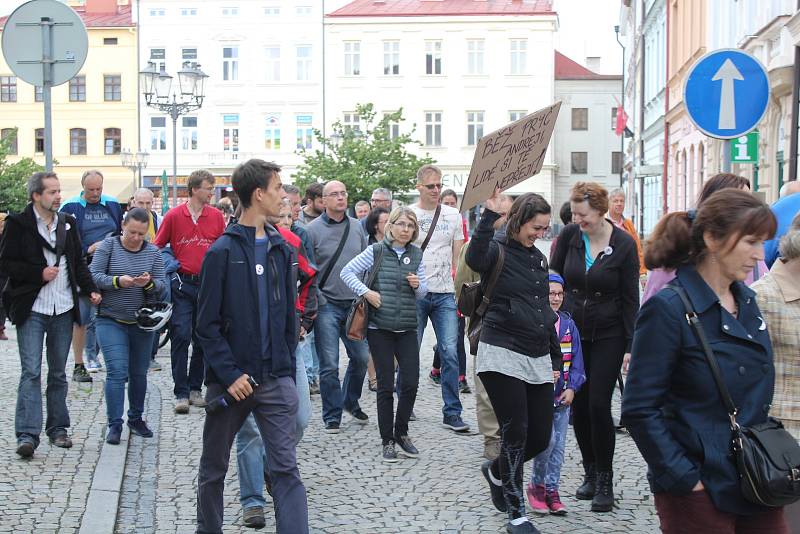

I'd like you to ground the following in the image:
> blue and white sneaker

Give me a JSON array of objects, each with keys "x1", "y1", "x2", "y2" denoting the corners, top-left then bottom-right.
[{"x1": 86, "y1": 357, "x2": 103, "y2": 373}]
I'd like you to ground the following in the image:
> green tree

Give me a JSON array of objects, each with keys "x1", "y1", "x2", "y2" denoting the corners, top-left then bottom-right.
[
  {"x1": 0, "y1": 129, "x2": 43, "y2": 213},
  {"x1": 294, "y1": 104, "x2": 434, "y2": 203}
]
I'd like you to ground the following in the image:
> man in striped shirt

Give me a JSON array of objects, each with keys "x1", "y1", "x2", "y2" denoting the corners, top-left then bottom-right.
[{"x1": 0, "y1": 172, "x2": 101, "y2": 458}]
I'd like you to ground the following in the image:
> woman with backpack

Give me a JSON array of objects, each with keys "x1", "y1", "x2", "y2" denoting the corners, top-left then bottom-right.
[{"x1": 466, "y1": 191, "x2": 562, "y2": 534}]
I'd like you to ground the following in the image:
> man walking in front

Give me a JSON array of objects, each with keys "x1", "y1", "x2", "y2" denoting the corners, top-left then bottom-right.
[
  {"x1": 0, "y1": 172, "x2": 101, "y2": 457},
  {"x1": 411, "y1": 164, "x2": 469, "y2": 432},
  {"x1": 60, "y1": 169, "x2": 122, "y2": 379},
  {"x1": 154, "y1": 170, "x2": 225, "y2": 413},
  {"x1": 305, "y1": 180, "x2": 370, "y2": 433},
  {"x1": 196, "y1": 159, "x2": 308, "y2": 534}
]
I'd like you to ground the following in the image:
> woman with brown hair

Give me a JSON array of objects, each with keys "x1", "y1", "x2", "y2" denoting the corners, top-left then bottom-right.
[
  {"x1": 550, "y1": 181, "x2": 640, "y2": 512},
  {"x1": 622, "y1": 189, "x2": 786, "y2": 533}
]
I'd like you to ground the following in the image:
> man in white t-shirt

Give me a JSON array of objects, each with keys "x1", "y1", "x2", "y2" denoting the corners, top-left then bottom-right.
[{"x1": 410, "y1": 164, "x2": 468, "y2": 432}]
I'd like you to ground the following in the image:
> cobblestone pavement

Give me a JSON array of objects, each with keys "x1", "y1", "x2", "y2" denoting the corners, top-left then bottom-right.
[{"x1": 115, "y1": 327, "x2": 658, "y2": 534}]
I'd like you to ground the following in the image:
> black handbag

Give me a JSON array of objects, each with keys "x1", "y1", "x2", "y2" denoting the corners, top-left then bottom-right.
[
  {"x1": 668, "y1": 284, "x2": 800, "y2": 508},
  {"x1": 458, "y1": 245, "x2": 505, "y2": 356}
]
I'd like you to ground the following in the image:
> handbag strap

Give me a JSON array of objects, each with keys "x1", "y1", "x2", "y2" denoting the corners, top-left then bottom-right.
[
  {"x1": 365, "y1": 243, "x2": 386, "y2": 290},
  {"x1": 420, "y1": 204, "x2": 441, "y2": 253},
  {"x1": 318, "y1": 217, "x2": 351, "y2": 289},
  {"x1": 476, "y1": 244, "x2": 506, "y2": 315},
  {"x1": 666, "y1": 284, "x2": 741, "y2": 429}
]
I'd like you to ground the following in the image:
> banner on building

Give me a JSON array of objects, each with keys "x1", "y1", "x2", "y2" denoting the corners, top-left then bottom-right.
[{"x1": 459, "y1": 101, "x2": 561, "y2": 213}]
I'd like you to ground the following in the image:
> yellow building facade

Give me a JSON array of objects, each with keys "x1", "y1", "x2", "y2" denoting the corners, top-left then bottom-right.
[{"x1": 0, "y1": 0, "x2": 138, "y2": 201}]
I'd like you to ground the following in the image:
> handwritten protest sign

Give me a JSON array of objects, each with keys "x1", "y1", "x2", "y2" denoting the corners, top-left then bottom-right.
[{"x1": 459, "y1": 101, "x2": 561, "y2": 213}]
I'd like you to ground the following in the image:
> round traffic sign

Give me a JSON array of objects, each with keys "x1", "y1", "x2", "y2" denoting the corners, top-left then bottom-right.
[
  {"x1": 683, "y1": 49, "x2": 770, "y2": 140},
  {"x1": 1, "y1": 0, "x2": 88, "y2": 87}
]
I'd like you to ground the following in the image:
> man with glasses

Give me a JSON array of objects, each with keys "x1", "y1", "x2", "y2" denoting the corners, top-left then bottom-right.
[
  {"x1": 360, "y1": 188, "x2": 393, "y2": 233},
  {"x1": 410, "y1": 164, "x2": 469, "y2": 432},
  {"x1": 154, "y1": 170, "x2": 225, "y2": 414},
  {"x1": 305, "y1": 181, "x2": 370, "y2": 433}
]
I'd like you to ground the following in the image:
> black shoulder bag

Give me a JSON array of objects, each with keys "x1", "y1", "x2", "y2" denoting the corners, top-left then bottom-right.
[
  {"x1": 317, "y1": 218, "x2": 351, "y2": 290},
  {"x1": 459, "y1": 244, "x2": 506, "y2": 356},
  {"x1": 668, "y1": 284, "x2": 800, "y2": 508}
]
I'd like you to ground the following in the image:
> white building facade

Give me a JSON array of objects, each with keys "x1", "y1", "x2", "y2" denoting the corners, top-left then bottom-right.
[{"x1": 324, "y1": 1, "x2": 558, "y2": 203}]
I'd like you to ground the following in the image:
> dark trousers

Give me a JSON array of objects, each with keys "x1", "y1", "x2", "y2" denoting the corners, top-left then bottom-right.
[
  {"x1": 367, "y1": 329, "x2": 419, "y2": 443},
  {"x1": 572, "y1": 336, "x2": 626, "y2": 471},
  {"x1": 432, "y1": 315, "x2": 466, "y2": 376},
  {"x1": 480, "y1": 371, "x2": 553, "y2": 520},
  {"x1": 196, "y1": 377, "x2": 308, "y2": 534},
  {"x1": 170, "y1": 278, "x2": 205, "y2": 398},
  {"x1": 654, "y1": 490, "x2": 789, "y2": 534}
]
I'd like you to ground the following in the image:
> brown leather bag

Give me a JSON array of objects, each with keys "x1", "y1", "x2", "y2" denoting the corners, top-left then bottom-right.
[{"x1": 346, "y1": 244, "x2": 386, "y2": 341}]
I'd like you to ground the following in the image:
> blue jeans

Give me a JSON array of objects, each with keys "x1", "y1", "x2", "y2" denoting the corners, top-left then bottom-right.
[
  {"x1": 314, "y1": 301, "x2": 369, "y2": 424},
  {"x1": 170, "y1": 278, "x2": 205, "y2": 398},
  {"x1": 237, "y1": 352, "x2": 311, "y2": 509},
  {"x1": 298, "y1": 331, "x2": 318, "y2": 383},
  {"x1": 95, "y1": 317, "x2": 154, "y2": 427},
  {"x1": 16, "y1": 310, "x2": 74, "y2": 446},
  {"x1": 530, "y1": 404, "x2": 571, "y2": 490},
  {"x1": 78, "y1": 297, "x2": 100, "y2": 363},
  {"x1": 416, "y1": 292, "x2": 462, "y2": 418}
]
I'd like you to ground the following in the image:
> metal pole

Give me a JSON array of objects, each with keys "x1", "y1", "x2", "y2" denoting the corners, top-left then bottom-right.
[
  {"x1": 41, "y1": 17, "x2": 54, "y2": 171},
  {"x1": 722, "y1": 139, "x2": 732, "y2": 173},
  {"x1": 790, "y1": 42, "x2": 800, "y2": 181},
  {"x1": 172, "y1": 100, "x2": 178, "y2": 208}
]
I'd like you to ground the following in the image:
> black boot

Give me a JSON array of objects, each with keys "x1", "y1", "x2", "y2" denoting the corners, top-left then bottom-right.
[
  {"x1": 575, "y1": 462, "x2": 596, "y2": 500},
  {"x1": 591, "y1": 470, "x2": 614, "y2": 512}
]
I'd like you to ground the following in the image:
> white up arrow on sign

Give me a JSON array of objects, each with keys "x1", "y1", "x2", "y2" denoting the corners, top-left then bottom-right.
[{"x1": 712, "y1": 59, "x2": 744, "y2": 130}]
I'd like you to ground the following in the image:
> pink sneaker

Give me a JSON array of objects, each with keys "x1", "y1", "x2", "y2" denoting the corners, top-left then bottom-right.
[
  {"x1": 546, "y1": 488, "x2": 567, "y2": 515},
  {"x1": 526, "y1": 483, "x2": 549, "y2": 515}
]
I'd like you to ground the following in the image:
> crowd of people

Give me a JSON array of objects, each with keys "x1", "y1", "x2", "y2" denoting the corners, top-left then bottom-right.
[{"x1": 0, "y1": 161, "x2": 798, "y2": 534}]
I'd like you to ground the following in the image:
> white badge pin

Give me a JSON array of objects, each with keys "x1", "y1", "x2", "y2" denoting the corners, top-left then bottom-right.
[
  {"x1": 603, "y1": 246, "x2": 613, "y2": 257},
  {"x1": 403, "y1": 257, "x2": 411, "y2": 265},
  {"x1": 758, "y1": 317, "x2": 766, "y2": 331},
  {"x1": 65, "y1": 223, "x2": 71, "y2": 231},
  {"x1": 255, "y1": 264, "x2": 264, "y2": 275}
]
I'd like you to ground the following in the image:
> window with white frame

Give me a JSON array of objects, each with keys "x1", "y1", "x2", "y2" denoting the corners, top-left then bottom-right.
[
  {"x1": 150, "y1": 117, "x2": 166, "y2": 151},
  {"x1": 425, "y1": 111, "x2": 442, "y2": 146},
  {"x1": 223, "y1": 114, "x2": 239, "y2": 152},
  {"x1": 264, "y1": 6, "x2": 280, "y2": 16},
  {"x1": 296, "y1": 45, "x2": 312, "y2": 81},
  {"x1": 149, "y1": 48, "x2": 166, "y2": 72},
  {"x1": 104, "y1": 128, "x2": 121, "y2": 155},
  {"x1": 180, "y1": 7, "x2": 197, "y2": 16},
  {"x1": 344, "y1": 41, "x2": 361, "y2": 76},
  {"x1": 510, "y1": 39, "x2": 528, "y2": 74},
  {"x1": 383, "y1": 112, "x2": 400, "y2": 139},
  {"x1": 296, "y1": 115, "x2": 313, "y2": 149},
  {"x1": 265, "y1": 115, "x2": 281, "y2": 150},
  {"x1": 69, "y1": 128, "x2": 87, "y2": 155},
  {"x1": 467, "y1": 39, "x2": 485, "y2": 75},
  {"x1": 181, "y1": 117, "x2": 198, "y2": 150},
  {"x1": 509, "y1": 110, "x2": 527, "y2": 122},
  {"x1": 223, "y1": 46, "x2": 239, "y2": 81},
  {"x1": 0, "y1": 76, "x2": 16, "y2": 102},
  {"x1": 383, "y1": 41, "x2": 400, "y2": 75},
  {"x1": 467, "y1": 111, "x2": 484, "y2": 146},
  {"x1": 296, "y1": 5, "x2": 312, "y2": 16},
  {"x1": 149, "y1": 8, "x2": 165, "y2": 17},
  {"x1": 425, "y1": 40, "x2": 443, "y2": 75},
  {"x1": 182, "y1": 48, "x2": 198, "y2": 61},
  {"x1": 265, "y1": 46, "x2": 280, "y2": 81},
  {"x1": 222, "y1": 6, "x2": 239, "y2": 16},
  {"x1": 343, "y1": 112, "x2": 360, "y2": 132}
]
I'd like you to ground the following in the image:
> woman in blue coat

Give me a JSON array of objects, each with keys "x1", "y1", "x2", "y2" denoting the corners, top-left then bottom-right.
[{"x1": 622, "y1": 189, "x2": 788, "y2": 533}]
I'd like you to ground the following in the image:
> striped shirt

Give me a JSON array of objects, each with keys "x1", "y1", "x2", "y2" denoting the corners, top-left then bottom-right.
[
  {"x1": 31, "y1": 208, "x2": 74, "y2": 316},
  {"x1": 90, "y1": 236, "x2": 166, "y2": 323}
]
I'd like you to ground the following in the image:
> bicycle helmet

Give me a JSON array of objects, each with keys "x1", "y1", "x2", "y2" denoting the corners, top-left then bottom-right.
[{"x1": 135, "y1": 302, "x2": 173, "y2": 331}]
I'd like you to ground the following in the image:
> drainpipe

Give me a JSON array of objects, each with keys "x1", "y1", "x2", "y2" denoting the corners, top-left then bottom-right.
[
  {"x1": 789, "y1": 0, "x2": 800, "y2": 181},
  {"x1": 615, "y1": 25, "x2": 625, "y2": 188},
  {"x1": 662, "y1": 1, "x2": 670, "y2": 215}
]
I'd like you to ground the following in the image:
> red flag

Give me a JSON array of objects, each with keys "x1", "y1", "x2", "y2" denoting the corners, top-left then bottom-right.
[{"x1": 615, "y1": 105, "x2": 628, "y2": 136}]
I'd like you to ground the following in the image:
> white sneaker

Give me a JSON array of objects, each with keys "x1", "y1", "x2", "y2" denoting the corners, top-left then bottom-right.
[{"x1": 86, "y1": 359, "x2": 102, "y2": 373}]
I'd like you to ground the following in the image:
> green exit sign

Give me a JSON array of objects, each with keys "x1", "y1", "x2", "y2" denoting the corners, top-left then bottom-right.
[{"x1": 731, "y1": 131, "x2": 758, "y2": 164}]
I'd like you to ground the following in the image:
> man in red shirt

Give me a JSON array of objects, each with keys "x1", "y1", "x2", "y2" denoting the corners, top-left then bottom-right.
[{"x1": 154, "y1": 169, "x2": 225, "y2": 414}]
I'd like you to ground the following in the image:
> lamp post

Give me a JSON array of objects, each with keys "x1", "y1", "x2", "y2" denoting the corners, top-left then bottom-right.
[
  {"x1": 120, "y1": 148, "x2": 149, "y2": 192},
  {"x1": 139, "y1": 60, "x2": 208, "y2": 208}
]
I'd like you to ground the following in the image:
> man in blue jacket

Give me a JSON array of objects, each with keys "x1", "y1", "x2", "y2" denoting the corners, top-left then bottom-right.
[{"x1": 195, "y1": 159, "x2": 308, "y2": 534}]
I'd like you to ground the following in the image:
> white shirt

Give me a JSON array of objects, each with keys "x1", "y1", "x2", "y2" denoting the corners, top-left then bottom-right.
[
  {"x1": 31, "y1": 207, "x2": 74, "y2": 316},
  {"x1": 410, "y1": 204, "x2": 464, "y2": 294}
]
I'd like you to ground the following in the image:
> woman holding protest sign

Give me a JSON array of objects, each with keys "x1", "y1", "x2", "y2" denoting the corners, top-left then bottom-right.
[{"x1": 466, "y1": 190, "x2": 562, "y2": 534}]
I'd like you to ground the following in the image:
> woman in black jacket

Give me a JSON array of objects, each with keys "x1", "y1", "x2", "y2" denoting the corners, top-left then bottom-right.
[
  {"x1": 550, "y1": 182, "x2": 640, "y2": 512},
  {"x1": 467, "y1": 192, "x2": 561, "y2": 534}
]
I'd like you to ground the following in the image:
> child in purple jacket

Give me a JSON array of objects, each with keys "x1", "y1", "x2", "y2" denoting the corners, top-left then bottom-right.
[{"x1": 527, "y1": 273, "x2": 586, "y2": 516}]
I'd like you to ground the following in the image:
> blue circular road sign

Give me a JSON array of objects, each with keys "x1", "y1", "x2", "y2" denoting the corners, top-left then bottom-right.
[{"x1": 683, "y1": 49, "x2": 770, "y2": 140}]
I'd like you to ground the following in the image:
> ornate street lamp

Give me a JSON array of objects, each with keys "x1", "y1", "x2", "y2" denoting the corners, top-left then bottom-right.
[
  {"x1": 139, "y1": 60, "x2": 208, "y2": 207},
  {"x1": 120, "y1": 149, "x2": 149, "y2": 191}
]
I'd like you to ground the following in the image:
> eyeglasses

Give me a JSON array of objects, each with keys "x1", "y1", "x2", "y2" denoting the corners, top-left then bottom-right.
[
  {"x1": 421, "y1": 183, "x2": 443, "y2": 191},
  {"x1": 549, "y1": 291, "x2": 564, "y2": 298},
  {"x1": 324, "y1": 191, "x2": 348, "y2": 199},
  {"x1": 393, "y1": 221, "x2": 415, "y2": 230},
  {"x1": 371, "y1": 198, "x2": 391, "y2": 203}
]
